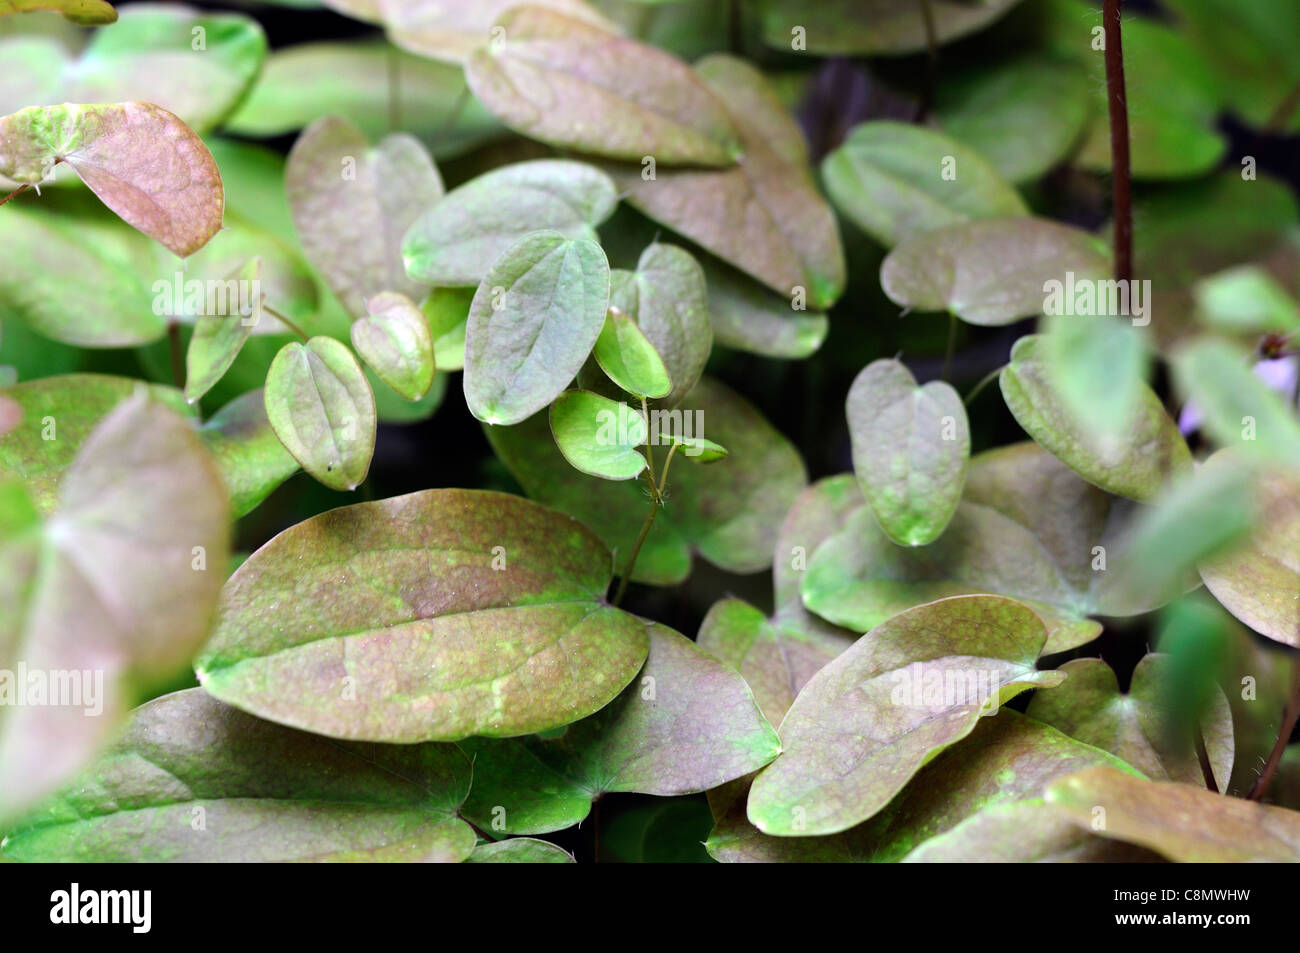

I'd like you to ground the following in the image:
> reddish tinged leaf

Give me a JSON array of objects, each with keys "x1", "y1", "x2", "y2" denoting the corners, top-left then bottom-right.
[{"x1": 0, "y1": 103, "x2": 224, "y2": 257}]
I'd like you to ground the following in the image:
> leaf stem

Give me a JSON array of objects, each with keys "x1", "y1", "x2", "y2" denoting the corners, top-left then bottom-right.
[
  {"x1": 0, "y1": 183, "x2": 32, "y2": 208},
  {"x1": 1248, "y1": 654, "x2": 1300, "y2": 801},
  {"x1": 1193, "y1": 727, "x2": 1218, "y2": 793},
  {"x1": 963, "y1": 363, "x2": 1006, "y2": 405},
  {"x1": 167, "y1": 320, "x2": 184, "y2": 390},
  {"x1": 262, "y1": 303, "x2": 311, "y2": 342},
  {"x1": 941, "y1": 311, "x2": 957, "y2": 382},
  {"x1": 659, "y1": 440, "x2": 680, "y2": 491},
  {"x1": 1103, "y1": 0, "x2": 1133, "y2": 284},
  {"x1": 914, "y1": 0, "x2": 939, "y2": 122},
  {"x1": 613, "y1": 474, "x2": 659, "y2": 608}
]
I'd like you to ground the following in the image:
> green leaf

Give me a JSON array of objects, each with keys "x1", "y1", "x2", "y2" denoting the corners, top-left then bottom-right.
[
  {"x1": 198, "y1": 388, "x2": 299, "y2": 519},
  {"x1": 184, "y1": 258, "x2": 262, "y2": 404},
  {"x1": 423, "y1": 286, "x2": 472, "y2": 372},
  {"x1": 42, "y1": 6, "x2": 266, "y2": 134},
  {"x1": 822, "y1": 121, "x2": 1027, "y2": 249},
  {"x1": 703, "y1": 256, "x2": 828, "y2": 359},
  {"x1": 747, "y1": 595, "x2": 1064, "y2": 836},
  {"x1": 1026, "y1": 654, "x2": 1234, "y2": 789},
  {"x1": 264, "y1": 337, "x2": 377, "y2": 492},
  {"x1": 0, "y1": 374, "x2": 191, "y2": 512},
  {"x1": 0, "y1": 393, "x2": 229, "y2": 817},
  {"x1": 465, "y1": 838, "x2": 573, "y2": 863},
  {"x1": 1172, "y1": 338, "x2": 1300, "y2": 468},
  {"x1": 1, "y1": 689, "x2": 476, "y2": 861},
  {"x1": 802, "y1": 442, "x2": 1173, "y2": 655},
  {"x1": 1193, "y1": 265, "x2": 1300, "y2": 335},
  {"x1": 487, "y1": 375, "x2": 807, "y2": 585},
  {"x1": 1199, "y1": 465, "x2": 1300, "y2": 648},
  {"x1": 593, "y1": 309, "x2": 672, "y2": 399},
  {"x1": 0, "y1": 0, "x2": 116, "y2": 25},
  {"x1": 459, "y1": 624, "x2": 779, "y2": 834},
  {"x1": 287, "y1": 116, "x2": 444, "y2": 317},
  {"x1": 195, "y1": 489, "x2": 651, "y2": 742},
  {"x1": 1045, "y1": 766, "x2": 1300, "y2": 861},
  {"x1": 403, "y1": 159, "x2": 618, "y2": 287},
  {"x1": 609, "y1": 244, "x2": 711, "y2": 406},
  {"x1": 902, "y1": 799, "x2": 1163, "y2": 862},
  {"x1": 667, "y1": 433, "x2": 727, "y2": 462},
  {"x1": 381, "y1": 0, "x2": 615, "y2": 64},
  {"x1": 608, "y1": 54, "x2": 845, "y2": 309},
  {"x1": 1000, "y1": 334, "x2": 1191, "y2": 500},
  {"x1": 463, "y1": 231, "x2": 610, "y2": 426},
  {"x1": 935, "y1": 55, "x2": 1091, "y2": 185},
  {"x1": 0, "y1": 102, "x2": 224, "y2": 257},
  {"x1": 708, "y1": 711, "x2": 1137, "y2": 862},
  {"x1": 225, "y1": 41, "x2": 501, "y2": 155},
  {"x1": 880, "y1": 217, "x2": 1111, "y2": 326},
  {"x1": 549, "y1": 390, "x2": 647, "y2": 481},
  {"x1": 465, "y1": 6, "x2": 739, "y2": 165},
  {"x1": 351, "y1": 292, "x2": 436, "y2": 402},
  {"x1": 753, "y1": 0, "x2": 1025, "y2": 55},
  {"x1": 847, "y1": 358, "x2": 969, "y2": 546}
]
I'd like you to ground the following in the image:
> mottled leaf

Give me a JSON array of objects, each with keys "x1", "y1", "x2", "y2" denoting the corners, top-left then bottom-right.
[
  {"x1": 881, "y1": 217, "x2": 1111, "y2": 326},
  {"x1": 822, "y1": 121, "x2": 1026, "y2": 249},
  {"x1": 704, "y1": 256, "x2": 828, "y2": 358},
  {"x1": 608, "y1": 54, "x2": 845, "y2": 309},
  {"x1": 0, "y1": 394, "x2": 228, "y2": 817},
  {"x1": 463, "y1": 231, "x2": 609, "y2": 426},
  {"x1": 0, "y1": 102, "x2": 223, "y2": 257},
  {"x1": 848, "y1": 358, "x2": 968, "y2": 546},
  {"x1": 184, "y1": 258, "x2": 261, "y2": 403},
  {"x1": 459, "y1": 624, "x2": 779, "y2": 834},
  {"x1": 351, "y1": 292, "x2": 435, "y2": 402},
  {"x1": 549, "y1": 390, "x2": 647, "y2": 481},
  {"x1": 487, "y1": 375, "x2": 806, "y2": 585},
  {"x1": 1046, "y1": 766, "x2": 1300, "y2": 862},
  {"x1": 382, "y1": 0, "x2": 615, "y2": 64},
  {"x1": 403, "y1": 159, "x2": 617, "y2": 288},
  {"x1": 465, "y1": 838, "x2": 573, "y2": 863},
  {"x1": 287, "y1": 116, "x2": 443, "y2": 317},
  {"x1": 1001, "y1": 334, "x2": 1191, "y2": 500},
  {"x1": 195, "y1": 489, "x2": 650, "y2": 742},
  {"x1": 198, "y1": 388, "x2": 299, "y2": 519},
  {"x1": 465, "y1": 7, "x2": 739, "y2": 165},
  {"x1": 1, "y1": 689, "x2": 476, "y2": 862},
  {"x1": 609, "y1": 244, "x2": 710, "y2": 407},
  {"x1": 264, "y1": 337, "x2": 376, "y2": 492}
]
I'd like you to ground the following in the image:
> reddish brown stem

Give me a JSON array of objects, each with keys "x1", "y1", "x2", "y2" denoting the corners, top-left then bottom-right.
[
  {"x1": 1193, "y1": 729, "x2": 1218, "y2": 793},
  {"x1": 1248, "y1": 657, "x2": 1300, "y2": 801},
  {"x1": 1103, "y1": 0, "x2": 1133, "y2": 284},
  {"x1": 167, "y1": 321, "x2": 184, "y2": 390},
  {"x1": 0, "y1": 183, "x2": 32, "y2": 208}
]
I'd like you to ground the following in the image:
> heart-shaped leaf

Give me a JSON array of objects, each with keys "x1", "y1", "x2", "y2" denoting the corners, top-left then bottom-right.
[
  {"x1": 264, "y1": 336, "x2": 377, "y2": 492},
  {"x1": 487, "y1": 375, "x2": 806, "y2": 585},
  {"x1": 608, "y1": 53, "x2": 844, "y2": 309},
  {"x1": 881, "y1": 217, "x2": 1111, "y2": 326},
  {"x1": 463, "y1": 231, "x2": 610, "y2": 426},
  {"x1": 465, "y1": 838, "x2": 573, "y2": 863},
  {"x1": 0, "y1": 102, "x2": 224, "y2": 257},
  {"x1": 753, "y1": 0, "x2": 1025, "y2": 55},
  {"x1": 380, "y1": 0, "x2": 615, "y2": 65},
  {"x1": 198, "y1": 389, "x2": 299, "y2": 519},
  {"x1": 1026, "y1": 654, "x2": 1234, "y2": 789},
  {"x1": 287, "y1": 116, "x2": 444, "y2": 317},
  {"x1": 747, "y1": 595, "x2": 1064, "y2": 836},
  {"x1": 1199, "y1": 465, "x2": 1300, "y2": 648},
  {"x1": 195, "y1": 489, "x2": 651, "y2": 742},
  {"x1": 459, "y1": 624, "x2": 780, "y2": 835},
  {"x1": 609, "y1": 244, "x2": 711, "y2": 407},
  {"x1": 593, "y1": 308, "x2": 672, "y2": 399},
  {"x1": 0, "y1": 0, "x2": 116, "y2": 25},
  {"x1": 847, "y1": 358, "x2": 969, "y2": 546},
  {"x1": 184, "y1": 258, "x2": 262, "y2": 404},
  {"x1": 403, "y1": 159, "x2": 618, "y2": 288},
  {"x1": 935, "y1": 55, "x2": 1091, "y2": 185},
  {"x1": 0, "y1": 689, "x2": 477, "y2": 862},
  {"x1": 0, "y1": 392, "x2": 229, "y2": 817},
  {"x1": 708, "y1": 710, "x2": 1136, "y2": 862},
  {"x1": 549, "y1": 390, "x2": 647, "y2": 481},
  {"x1": 1045, "y1": 765, "x2": 1300, "y2": 861},
  {"x1": 1001, "y1": 334, "x2": 1191, "y2": 500},
  {"x1": 351, "y1": 291, "x2": 435, "y2": 402},
  {"x1": 822, "y1": 121, "x2": 1027, "y2": 249},
  {"x1": 704, "y1": 255, "x2": 829, "y2": 359},
  {"x1": 465, "y1": 6, "x2": 739, "y2": 166}
]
